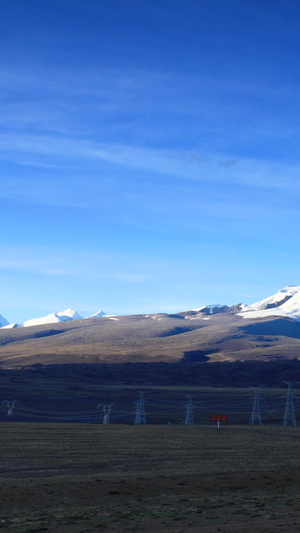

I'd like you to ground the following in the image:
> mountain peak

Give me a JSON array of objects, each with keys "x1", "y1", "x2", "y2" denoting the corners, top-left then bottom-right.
[
  {"x1": 90, "y1": 310, "x2": 106, "y2": 318},
  {"x1": 21, "y1": 309, "x2": 83, "y2": 328},
  {"x1": 56, "y1": 309, "x2": 83, "y2": 321},
  {"x1": 0, "y1": 314, "x2": 9, "y2": 328},
  {"x1": 2, "y1": 285, "x2": 300, "y2": 329},
  {"x1": 239, "y1": 286, "x2": 300, "y2": 321},
  {"x1": 0, "y1": 307, "x2": 107, "y2": 329}
]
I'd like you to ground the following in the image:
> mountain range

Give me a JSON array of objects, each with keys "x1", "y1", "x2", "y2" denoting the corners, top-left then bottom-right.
[
  {"x1": 1, "y1": 309, "x2": 106, "y2": 329},
  {"x1": 190, "y1": 285, "x2": 300, "y2": 320},
  {"x1": 0, "y1": 285, "x2": 300, "y2": 367},
  {"x1": 1, "y1": 285, "x2": 300, "y2": 329}
]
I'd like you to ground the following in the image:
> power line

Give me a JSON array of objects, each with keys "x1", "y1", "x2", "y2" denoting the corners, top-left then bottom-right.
[
  {"x1": 249, "y1": 388, "x2": 262, "y2": 425},
  {"x1": 97, "y1": 403, "x2": 115, "y2": 424},
  {"x1": 282, "y1": 382, "x2": 297, "y2": 427},
  {"x1": 184, "y1": 395, "x2": 195, "y2": 425},
  {"x1": 2, "y1": 400, "x2": 18, "y2": 417},
  {"x1": 134, "y1": 391, "x2": 147, "y2": 424}
]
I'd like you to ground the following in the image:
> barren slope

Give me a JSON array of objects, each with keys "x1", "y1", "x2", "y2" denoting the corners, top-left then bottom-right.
[{"x1": 1, "y1": 312, "x2": 300, "y2": 367}]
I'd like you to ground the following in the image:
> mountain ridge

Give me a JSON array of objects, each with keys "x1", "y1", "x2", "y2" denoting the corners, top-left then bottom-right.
[
  {"x1": 1, "y1": 308, "x2": 107, "y2": 329},
  {"x1": 2, "y1": 285, "x2": 300, "y2": 329}
]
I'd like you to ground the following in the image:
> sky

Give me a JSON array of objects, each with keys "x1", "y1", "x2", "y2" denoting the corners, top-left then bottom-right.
[{"x1": 1, "y1": 0, "x2": 300, "y2": 323}]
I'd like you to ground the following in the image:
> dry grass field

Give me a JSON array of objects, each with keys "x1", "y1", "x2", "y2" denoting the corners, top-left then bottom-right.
[
  {"x1": 1, "y1": 313, "x2": 300, "y2": 365},
  {"x1": 1, "y1": 423, "x2": 300, "y2": 532}
]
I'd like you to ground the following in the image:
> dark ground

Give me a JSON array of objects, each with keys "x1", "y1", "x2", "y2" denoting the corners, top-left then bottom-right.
[
  {"x1": 0, "y1": 363, "x2": 299, "y2": 531},
  {"x1": 0, "y1": 424, "x2": 300, "y2": 532},
  {"x1": 0, "y1": 362, "x2": 300, "y2": 424}
]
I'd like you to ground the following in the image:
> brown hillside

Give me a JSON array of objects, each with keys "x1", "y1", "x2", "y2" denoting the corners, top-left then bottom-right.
[{"x1": 0, "y1": 312, "x2": 300, "y2": 367}]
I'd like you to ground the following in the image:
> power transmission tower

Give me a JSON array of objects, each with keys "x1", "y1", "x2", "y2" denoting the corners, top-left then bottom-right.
[
  {"x1": 2, "y1": 400, "x2": 18, "y2": 416},
  {"x1": 134, "y1": 391, "x2": 147, "y2": 424},
  {"x1": 282, "y1": 381, "x2": 297, "y2": 427},
  {"x1": 184, "y1": 395, "x2": 194, "y2": 425},
  {"x1": 97, "y1": 403, "x2": 115, "y2": 424},
  {"x1": 249, "y1": 387, "x2": 262, "y2": 425}
]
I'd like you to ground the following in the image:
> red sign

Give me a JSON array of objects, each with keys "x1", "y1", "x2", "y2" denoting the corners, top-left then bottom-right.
[{"x1": 211, "y1": 415, "x2": 227, "y2": 422}]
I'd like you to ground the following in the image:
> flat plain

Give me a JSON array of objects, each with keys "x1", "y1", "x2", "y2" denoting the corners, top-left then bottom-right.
[{"x1": 1, "y1": 423, "x2": 300, "y2": 532}]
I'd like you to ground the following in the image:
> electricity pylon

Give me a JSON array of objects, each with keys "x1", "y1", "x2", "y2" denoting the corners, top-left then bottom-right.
[
  {"x1": 249, "y1": 387, "x2": 262, "y2": 425},
  {"x1": 282, "y1": 382, "x2": 297, "y2": 427},
  {"x1": 134, "y1": 391, "x2": 147, "y2": 424},
  {"x1": 97, "y1": 403, "x2": 115, "y2": 424},
  {"x1": 184, "y1": 395, "x2": 195, "y2": 425},
  {"x1": 2, "y1": 400, "x2": 18, "y2": 416}
]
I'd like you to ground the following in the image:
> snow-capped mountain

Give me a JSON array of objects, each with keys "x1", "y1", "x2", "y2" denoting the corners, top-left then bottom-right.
[
  {"x1": 0, "y1": 314, "x2": 9, "y2": 328},
  {"x1": 1, "y1": 308, "x2": 107, "y2": 329},
  {"x1": 21, "y1": 308, "x2": 84, "y2": 328},
  {"x1": 238, "y1": 285, "x2": 300, "y2": 321},
  {"x1": 2, "y1": 285, "x2": 300, "y2": 330},
  {"x1": 90, "y1": 310, "x2": 106, "y2": 318},
  {"x1": 185, "y1": 286, "x2": 300, "y2": 322}
]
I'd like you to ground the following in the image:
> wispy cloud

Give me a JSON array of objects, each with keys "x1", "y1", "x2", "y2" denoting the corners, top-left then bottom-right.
[
  {"x1": 1, "y1": 63, "x2": 297, "y2": 144},
  {"x1": 1, "y1": 135, "x2": 300, "y2": 236},
  {"x1": 1, "y1": 132, "x2": 300, "y2": 194}
]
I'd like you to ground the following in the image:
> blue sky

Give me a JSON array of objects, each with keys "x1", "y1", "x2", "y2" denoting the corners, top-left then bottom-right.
[{"x1": 1, "y1": 0, "x2": 300, "y2": 322}]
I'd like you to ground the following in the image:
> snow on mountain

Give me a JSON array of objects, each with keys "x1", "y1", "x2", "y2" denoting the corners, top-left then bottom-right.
[
  {"x1": 0, "y1": 314, "x2": 9, "y2": 328},
  {"x1": 0, "y1": 308, "x2": 109, "y2": 329},
  {"x1": 191, "y1": 304, "x2": 224, "y2": 312},
  {"x1": 21, "y1": 309, "x2": 83, "y2": 328},
  {"x1": 89, "y1": 310, "x2": 106, "y2": 318},
  {"x1": 188, "y1": 286, "x2": 300, "y2": 322},
  {"x1": 2, "y1": 285, "x2": 300, "y2": 329},
  {"x1": 187, "y1": 303, "x2": 242, "y2": 318},
  {"x1": 238, "y1": 285, "x2": 300, "y2": 321}
]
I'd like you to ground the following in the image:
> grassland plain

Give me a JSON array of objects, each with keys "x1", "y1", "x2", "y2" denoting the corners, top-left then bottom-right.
[{"x1": 0, "y1": 424, "x2": 300, "y2": 532}]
